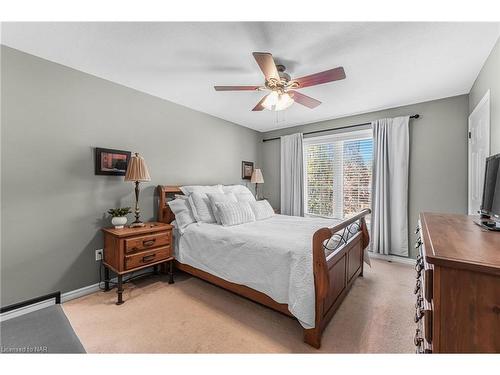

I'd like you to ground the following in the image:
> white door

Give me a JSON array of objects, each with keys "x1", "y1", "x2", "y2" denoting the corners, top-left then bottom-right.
[{"x1": 468, "y1": 90, "x2": 490, "y2": 215}]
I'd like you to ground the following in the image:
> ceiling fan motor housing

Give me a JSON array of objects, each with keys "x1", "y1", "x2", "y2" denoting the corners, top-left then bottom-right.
[
  {"x1": 265, "y1": 64, "x2": 292, "y2": 91},
  {"x1": 277, "y1": 64, "x2": 291, "y2": 83}
]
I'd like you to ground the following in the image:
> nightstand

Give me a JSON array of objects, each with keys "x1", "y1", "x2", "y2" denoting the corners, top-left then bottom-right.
[{"x1": 102, "y1": 222, "x2": 174, "y2": 305}]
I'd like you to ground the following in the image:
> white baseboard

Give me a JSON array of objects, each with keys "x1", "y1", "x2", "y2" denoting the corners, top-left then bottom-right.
[
  {"x1": 1, "y1": 266, "x2": 156, "y2": 322},
  {"x1": 369, "y1": 252, "x2": 416, "y2": 265},
  {"x1": 61, "y1": 283, "x2": 101, "y2": 303}
]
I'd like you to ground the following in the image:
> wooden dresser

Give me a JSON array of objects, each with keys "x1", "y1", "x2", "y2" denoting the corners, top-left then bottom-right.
[
  {"x1": 102, "y1": 222, "x2": 174, "y2": 305},
  {"x1": 414, "y1": 212, "x2": 500, "y2": 353}
]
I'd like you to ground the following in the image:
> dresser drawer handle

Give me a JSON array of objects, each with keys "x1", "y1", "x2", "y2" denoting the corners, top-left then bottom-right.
[
  {"x1": 142, "y1": 254, "x2": 156, "y2": 263},
  {"x1": 415, "y1": 226, "x2": 420, "y2": 234},
  {"x1": 415, "y1": 240, "x2": 422, "y2": 249},
  {"x1": 143, "y1": 239, "x2": 156, "y2": 247},
  {"x1": 414, "y1": 308, "x2": 424, "y2": 323},
  {"x1": 414, "y1": 329, "x2": 423, "y2": 346},
  {"x1": 415, "y1": 262, "x2": 423, "y2": 273},
  {"x1": 414, "y1": 280, "x2": 421, "y2": 295},
  {"x1": 415, "y1": 295, "x2": 423, "y2": 309}
]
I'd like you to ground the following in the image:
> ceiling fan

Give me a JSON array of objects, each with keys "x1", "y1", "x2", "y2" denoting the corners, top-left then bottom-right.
[{"x1": 214, "y1": 52, "x2": 346, "y2": 112}]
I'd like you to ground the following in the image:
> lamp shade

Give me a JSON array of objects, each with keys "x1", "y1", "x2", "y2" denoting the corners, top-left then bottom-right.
[
  {"x1": 124, "y1": 153, "x2": 151, "y2": 182},
  {"x1": 251, "y1": 168, "x2": 264, "y2": 184}
]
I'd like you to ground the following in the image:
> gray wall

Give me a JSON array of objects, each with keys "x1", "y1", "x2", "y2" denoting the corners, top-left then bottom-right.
[
  {"x1": 469, "y1": 37, "x2": 500, "y2": 155},
  {"x1": 260, "y1": 95, "x2": 470, "y2": 258},
  {"x1": 1, "y1": 46, "x2": 260, "y2": 306}
]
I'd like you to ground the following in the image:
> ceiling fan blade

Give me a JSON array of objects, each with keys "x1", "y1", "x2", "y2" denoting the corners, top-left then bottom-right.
[
  {"x1": 252, "y1": 52, "x2": 280, "y2": 81},
  {"x1": 214, "y1": 85, "x2": 261, "y2": 91},
  {"x1": 292, "y1": 67, "x2": 346, "y2": 89},
  {"x1": 289, "y1": 90, "x2": 321, "y2": 109},
  {"x1": 252, "y1": 94, "x2": 269, "y2": 111}
]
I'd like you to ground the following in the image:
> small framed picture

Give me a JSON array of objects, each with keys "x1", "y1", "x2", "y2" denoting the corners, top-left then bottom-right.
[
  {"x1": 95, "y1": 148, "x2": 131, "y2": 176},
  {"x1": 242, "y1": 161, "x2": 254, "y2": 180}
]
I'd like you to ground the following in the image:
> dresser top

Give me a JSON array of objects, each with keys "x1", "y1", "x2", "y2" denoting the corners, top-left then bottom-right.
[
  {"x1": 420, "y1": 212, "x2": 500, "y2": 275},
  {"x1": 102, "y1": 222, "x2": 172, "y2": 237}
]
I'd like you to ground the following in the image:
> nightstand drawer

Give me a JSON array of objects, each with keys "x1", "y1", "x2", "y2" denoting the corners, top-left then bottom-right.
[
  {"x1": 124, "y1": 231, "x2": 170, "y2": 254},
  {"x1": 124, "y1": 246, "x2": 171, "y2": 270}
]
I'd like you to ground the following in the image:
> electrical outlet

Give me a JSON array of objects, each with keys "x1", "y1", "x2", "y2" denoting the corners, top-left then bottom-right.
[{"x1": 95, "y1": 249, "x2": 103, "y2": 261}]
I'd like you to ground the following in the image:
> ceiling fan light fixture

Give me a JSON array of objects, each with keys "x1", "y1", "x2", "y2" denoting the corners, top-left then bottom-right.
[
  {"x1": 275, "y1": 92, "x2": 294, "y2": 111},
  {"x1": 262, "y1": 91, "x2": 279, "y2": 109},
  {"x1": 262, "y1": 91, "x2": 294, "y2": 111}
]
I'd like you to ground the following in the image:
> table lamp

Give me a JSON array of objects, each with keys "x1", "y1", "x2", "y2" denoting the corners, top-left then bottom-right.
[
  {"x1": 124, "y1": 152, "x2": 151, "y2": 227},
  {"x1": 251, "y1": 168, "x2": 264, "y2": 200}
]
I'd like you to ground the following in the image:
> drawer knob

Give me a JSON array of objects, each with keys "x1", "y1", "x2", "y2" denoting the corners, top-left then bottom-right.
[
  {"x1": 415, "y1": 227, "x2": 420, "y2": 234},
  {"x1": 415, "y1": 240, "x2": 422, "y2": 249}
]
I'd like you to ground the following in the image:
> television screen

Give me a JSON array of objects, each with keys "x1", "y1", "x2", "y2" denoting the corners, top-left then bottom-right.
[{"x1": 481, "y1": 154, "x2": 500, "y2": 218}]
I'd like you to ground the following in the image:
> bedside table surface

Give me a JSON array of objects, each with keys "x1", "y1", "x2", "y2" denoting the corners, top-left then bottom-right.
[{"x1": 102, "y1": 222, "x2": 172, "y2": 237}]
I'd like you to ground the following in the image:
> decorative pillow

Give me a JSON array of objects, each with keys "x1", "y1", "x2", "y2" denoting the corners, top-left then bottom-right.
[
  {"x1": 188, "y1": 192, "x2": 216, "y2": 223},
  {"x1": 206, "y1": 192, "x2": 238, "y2": 224},
  {"x1": 249, "y1": 200, "x2": 275, "y2": 220},
  {"x1": 167, "y1": 198, "x2": 196, "y2": 233},
  {"x1": 215, "y1": 201, "x2": 256, "y2": 227},
  {"x1": 180, "y1": 185, "x2": 223, "y2": 195}
]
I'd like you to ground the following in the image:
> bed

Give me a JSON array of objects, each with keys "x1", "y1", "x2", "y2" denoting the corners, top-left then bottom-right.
[{"x1": 157, "y1": 185, "x2": 371, "y2": 348}]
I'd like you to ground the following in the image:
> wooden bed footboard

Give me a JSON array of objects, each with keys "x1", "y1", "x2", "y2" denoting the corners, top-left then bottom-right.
[
  {"x1": 304, "y1": 208, "x2": 371, "y2": 348},
  {"x1": 157, "y1": 185, "x2": 371, "y2": 349}
]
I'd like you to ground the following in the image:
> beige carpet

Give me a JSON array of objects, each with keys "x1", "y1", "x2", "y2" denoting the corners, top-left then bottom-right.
[{"x1": 63, "y1": 259, "x2": 416, "y2": 353}]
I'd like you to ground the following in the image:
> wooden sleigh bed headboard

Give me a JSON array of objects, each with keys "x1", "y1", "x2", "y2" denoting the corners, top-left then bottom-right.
[{"x1": 157, "y1": 185, "x2": 183, "y2": 224}]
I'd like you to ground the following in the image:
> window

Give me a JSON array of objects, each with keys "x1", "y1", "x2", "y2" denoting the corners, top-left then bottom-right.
[{"x1": 303, "y1": 129, "x2": 373, "y2": 219}]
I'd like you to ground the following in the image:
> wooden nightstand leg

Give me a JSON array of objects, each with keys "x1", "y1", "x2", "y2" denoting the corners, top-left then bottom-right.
[
  {"x1": 153, "y1": 264, "x2": 159, "y2": 275},
  {"x1": 104, "y1": 267, "x2": 110, "y2": 291},
  {"x1": 168, "y1": 260, "x2": 175, "y2": 284},
  {"x1": 116, "y1": 274, "x2": 124, "y2": 305}
]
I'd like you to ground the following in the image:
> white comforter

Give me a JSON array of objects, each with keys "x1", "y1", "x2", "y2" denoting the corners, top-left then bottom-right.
[{"x1": 175, "y1": 214, "x2": 353, "y2": 329}]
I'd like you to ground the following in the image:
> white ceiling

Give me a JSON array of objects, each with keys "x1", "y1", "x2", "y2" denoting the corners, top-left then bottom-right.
[{"x1": 2, "y1": 22, "x2": 499, "y2": 132}]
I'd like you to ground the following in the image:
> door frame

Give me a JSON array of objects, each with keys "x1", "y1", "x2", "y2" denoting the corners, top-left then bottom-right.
[{"x1": 468, "y1": 89, "x2": 490, "y2": 214}]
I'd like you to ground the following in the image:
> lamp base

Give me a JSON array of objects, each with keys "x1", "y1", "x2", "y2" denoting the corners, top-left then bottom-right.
[{"x1": 129, "y1": 221, "x2": 145, "y2": 228}]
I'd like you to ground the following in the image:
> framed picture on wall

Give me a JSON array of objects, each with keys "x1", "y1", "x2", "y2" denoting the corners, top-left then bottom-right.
[
  {"x1": 95, "y1": 147, "x2": 131, "y2": 176},
  {"x1": 242, "y1": 161, "x2": 254, "y2": 180}
]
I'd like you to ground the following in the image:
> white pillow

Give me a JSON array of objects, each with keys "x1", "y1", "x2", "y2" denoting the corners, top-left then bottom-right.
[
  {"x1": 249, "y1": 200, "x2": 275, "y2": 221},
  {"x1": 222, "y1": 185, "x2": 254, "y2": 196},
  {"x1": 188, "y1": 192, "x2": 216, "y2": 223},
  {"x1": 223, "y1": 184, "x2": 256, "y2": 202},
  {"x1": 180, "y1": 185, "x2": 223, "y2": 195},
  {"x1": 167, "y1": 198, "x2": 196, "y2": 233},
  {"x1": 206, "y1": 192, "x2": 237, "y2": 224},
  {"x1": 235, "y1": 192, "x2": 256, "y2": 203},
  {"x1": 215, "y1": 201, "x2": 256, "y2": 227}
]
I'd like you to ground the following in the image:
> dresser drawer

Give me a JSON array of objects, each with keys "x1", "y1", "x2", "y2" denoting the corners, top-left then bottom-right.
[
  {"x1": 124, "y1": 245, "x2": 171, "y2": 270},
  {"x1": 124, "y1": 231, "x2": 170, "y2": 254}
]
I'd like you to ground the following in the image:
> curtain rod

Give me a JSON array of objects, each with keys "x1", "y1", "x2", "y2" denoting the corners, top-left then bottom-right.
[{"x1": 261, "y1": 114, "x2": 420, "y2": 142}]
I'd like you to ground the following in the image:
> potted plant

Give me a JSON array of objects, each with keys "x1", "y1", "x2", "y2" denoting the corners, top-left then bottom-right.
[{"x1": 107, "y1": 207, "x2": 132, "y2": 229}]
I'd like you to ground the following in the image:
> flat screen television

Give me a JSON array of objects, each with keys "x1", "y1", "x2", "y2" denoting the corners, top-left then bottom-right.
[{"x1": 480, "y1": 153, "x2": 500, "y2": 221}]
